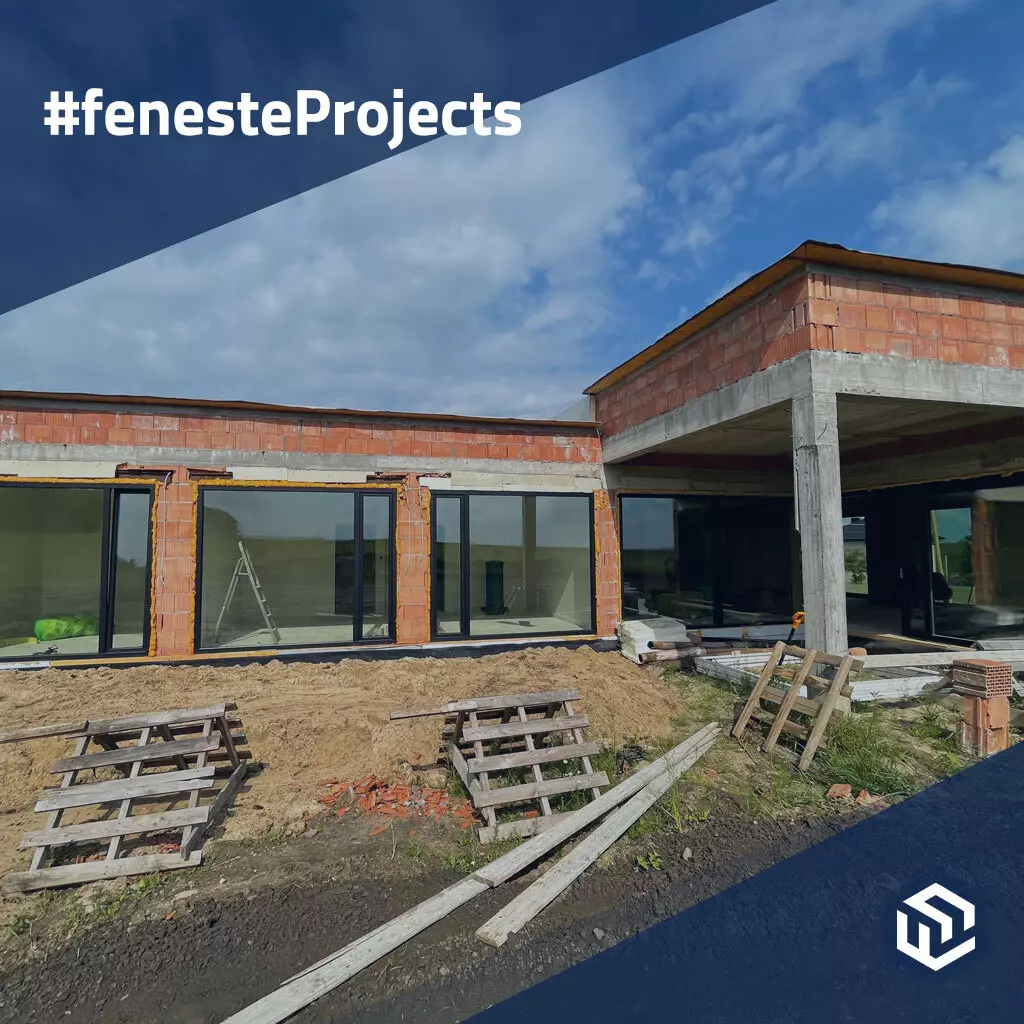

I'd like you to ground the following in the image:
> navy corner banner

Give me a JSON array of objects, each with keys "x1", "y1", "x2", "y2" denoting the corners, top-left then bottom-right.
[
  {"x1": 0, "y1": 0, "x2": 774, "y2": 316},
  {"x1": 469, "y1": 742, "x2": 1024, "y2": 1023}
]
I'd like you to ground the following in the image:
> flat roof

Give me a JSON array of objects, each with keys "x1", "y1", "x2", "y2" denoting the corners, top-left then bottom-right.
[
  {"x1": 585, "y1": 240, "x2": 1024, "y2": 395},
  {"x1": 0, "y1": 389, "x2": 597, "y2": 432}
]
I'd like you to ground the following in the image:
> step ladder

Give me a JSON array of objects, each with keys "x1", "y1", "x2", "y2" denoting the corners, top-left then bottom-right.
[{"x1": 212, "y1": 541, "x2": 281, "y2": 645}]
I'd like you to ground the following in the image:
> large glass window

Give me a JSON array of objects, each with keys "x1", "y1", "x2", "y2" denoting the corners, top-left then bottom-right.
[
  {"x1": 620, "y1": 494, "x2": 795, "y2": 628},
  {"x1": 431, "y1": 493, "x2": 594, "y2": 638},
  {"x1": 197, "y1": 488, "x2": 394, "y2": 649},
  {"x1": 0, "y1": 485, "x2": 152, "y2": 660}
]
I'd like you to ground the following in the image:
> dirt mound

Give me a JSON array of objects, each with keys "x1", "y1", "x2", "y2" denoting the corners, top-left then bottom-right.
[{"x1": 0, "y1": 647, "x2": 682, "y2": 876}]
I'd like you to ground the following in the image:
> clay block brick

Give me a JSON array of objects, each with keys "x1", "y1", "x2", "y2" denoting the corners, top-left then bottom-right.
[
  {"x1": 959, "y1": 297, "x2": 984, "y2": 320},
  {"x1": 989, "y1": 321, "x2": 1013, "y2": 344},
  {"x1": 916, "y1": 314, "x2": 940, "y2": 339},
  {"x1": 962, "y1": 341, "x2": 986, "y2": 364},
  {"x1": 1010, "y1": 348, "x2": 1024, "y2": 369},
  {"x1": 988, "y1": 346, "x2": 1010, "y2": 367},
  {"x1": 865, "y1": 306, "x2": 891, "y2": 332},
  {"x1": 185, "y1": 430, "x2": 210, "y2": 448},
  {"x1": 346, "y1": 439, "x2": 369, "y2": 456},
  {"x1": 941, "y1": 316, "x2": 968, "y2": 340},
  {"x1": 939, "y1": 341, "x2": 962, "y2": 362},
  {"x1": 837, "y1": 303, "x2": 866, "y2": 329},
  {"x1": 908, "y1": 290, "x2": 939, "y2": 314},
  {"x1": 368, "y1": 438, "x2": 391, "y2": 456},
  {"x1": 883, "y1": 283, "x2": 910, "y2": 307},
  {"x1": 892, "y1": 308, "x2": 917, "y2": 334},
  {"x1": 966, "y1": 319, "x2": 991, "y2": 343},
  {"x1": 888, "y1": 336, "x2": 913, "y2": 358},
  {"x1": 982, "y1": 301, "x2": 1008, "y2": 322},
  {"x1": 913, "y1": 337, "x2": 939, "y2": 359},
  {"x1": 429, "y1": 441, "x2": 453, "y2": 458},
  {"x1": 153, "y1": 416, "x2": 180, "y2": 431}
]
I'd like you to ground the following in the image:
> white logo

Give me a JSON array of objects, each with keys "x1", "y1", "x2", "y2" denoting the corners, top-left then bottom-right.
[{"x1": 896, "y1": 883, "x2": 976, "y2": 971}]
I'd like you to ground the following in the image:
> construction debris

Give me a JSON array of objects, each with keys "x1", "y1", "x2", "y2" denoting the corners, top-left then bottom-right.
[
  {"x1": 2, "y1": 703, "x2": 249, "y2": 893},
  {"x1": 314, "y1": 776, "x2": 477, "y2": 830},
  {"x1": 393, "y1": 688, "x2": 608, "y2": 844},
  {"x1": 617, "y1": 616, "x2": 692, "y2": 664},
  {"x1": 220, "y1": 722, "x2": 719, "y2": 1024},
  {"x1": 731, "y1": 643, "x2": 860, "y2": 770}
]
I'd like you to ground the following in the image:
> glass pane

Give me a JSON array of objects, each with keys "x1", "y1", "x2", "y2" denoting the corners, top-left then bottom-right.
[
  {"x1": 468, "y1": 494, "x2": 592, "y2": 636},
  {"x1": 843, "y1": 517, "x2": 868, "y2": 595},
  {"x1": 0, "y1": 486, "x2": 103, "y2": 659},
  {"x1": 971, "y1": 488, "x2": 1024, "y2": 638},
  {"x1": 110, "y1": 491, "x2": 151, "y2": 650},
  {"x1": 199, "y1": 490, "x2": 356, "y2": 649},
  {"x1": 930, "y1": 507, "x2": 975, "y2": 637},
  {"x1": 620, "y1": 496, "x2": 716, "y2": 626},
  {"x1": 361, "y1": 494, "x2": 391, "y2": 639},
  {"x1": 434, "y1": 496, "x2": 462, "y2": 637}
]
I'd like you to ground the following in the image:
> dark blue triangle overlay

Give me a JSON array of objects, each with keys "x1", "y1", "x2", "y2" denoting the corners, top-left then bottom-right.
[
  {"x1": 469, "y1": 742, "x2": 1024, "y2": 1023},
  {"x1": 0, "y1": 0, "x2": 774, "y2": 315}
]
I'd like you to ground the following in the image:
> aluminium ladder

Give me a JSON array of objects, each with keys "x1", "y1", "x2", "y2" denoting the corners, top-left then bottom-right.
[{"x1": 212, "y1": 541, "x2": 281, "y2": 644}]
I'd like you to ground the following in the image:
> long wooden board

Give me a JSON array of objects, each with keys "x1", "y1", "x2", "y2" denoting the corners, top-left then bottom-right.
[
  {"x1": 2, "y1": 851, "x2": 202, "y2": 894},
  {"x1": 461, "y1": 715, "x2": 588, "y2": 743},
  {"x1": 477, "y1": 811, "x2": 573, "y2": 844},
  {"x1": 84, "y1": 705, "x2": 232, "y2": 736},
  {"x1": 389, "y1": 689, "x2": 581, "y2": 720},
  {"x1": 471, "y1": 772, "x2": 609, "y2": 809},
  {"x1": 34, "y1": 767, "x2": 217, "y2": 812},
  {"x1": 221, "y1": 724, "x2": 720, "y2": 1024},
  {"x1": 466, "y1": 741, "x2": 601, "y2": 774},
  {"x1": 476, "y1": 745, "x2": 705, "y2": 947},
  {"x1": 0, "y1": 721, "x2": 88, "y2": 745},
  {"x1": 51, "y1": 735, "x2": 221, "y2": 774},
  {"x1": 19, "y1": 807, "x2": 210, "y2": 849},
  {"x1": 181, "y1": 762, "x2": 248, "y2": 858}
]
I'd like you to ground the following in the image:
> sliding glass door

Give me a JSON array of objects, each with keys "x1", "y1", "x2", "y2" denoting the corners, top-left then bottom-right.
[
  {"x1": 431, "y1": 492, "x2": 595, "y2": 640},
  {"x1": 0, "y1": 484, "x2": 153, "y2": 660},
  {"x1": 196, "y1": 487, "x2": 395, "y2": 650}
]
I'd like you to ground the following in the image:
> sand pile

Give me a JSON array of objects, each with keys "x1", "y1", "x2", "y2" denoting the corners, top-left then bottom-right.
[{"x1": 0, "y1": 646, "x2": 683, "y2": 876}]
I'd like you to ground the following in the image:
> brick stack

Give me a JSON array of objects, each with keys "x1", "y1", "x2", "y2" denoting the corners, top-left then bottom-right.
[{"x1": 952, "y1": 659, "x2": 1013, "y2": 757}]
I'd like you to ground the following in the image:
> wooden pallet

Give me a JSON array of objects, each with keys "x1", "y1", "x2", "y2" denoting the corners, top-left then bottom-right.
[
  {"x1": 391, "y1": 689, "x2": 607, "y2": 844},
  {"x1": 731, "y1": 643, "x2": 861, "y2": 770},
  {"x1": 2, "y1": 703, "x2": 250, "y2": 893}
]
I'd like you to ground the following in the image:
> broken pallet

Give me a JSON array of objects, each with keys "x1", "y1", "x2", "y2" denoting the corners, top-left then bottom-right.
[
  {"x1": 2, "y1": 702, "x2": 250, "y2": 893},
  {"x1": 731, "y1": 643, "x2": 860, "y2": 770}
]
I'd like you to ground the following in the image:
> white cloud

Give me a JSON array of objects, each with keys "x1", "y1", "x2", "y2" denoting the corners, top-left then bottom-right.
[
  {"x1": 0, "y1": 0, "x2": 977, "y2": 416},
  {"x1": 872, "y1": 135, "x2": 1024, "y2": 268}
]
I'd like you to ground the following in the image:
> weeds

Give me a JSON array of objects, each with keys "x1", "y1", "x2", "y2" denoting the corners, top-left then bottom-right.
[{"x1": 635, "y1": 849, "x2": 663, "y2": 872}]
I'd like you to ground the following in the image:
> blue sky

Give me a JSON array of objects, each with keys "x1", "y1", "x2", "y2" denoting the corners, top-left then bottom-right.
[{"x1": 3, "y1": 0, "x2": 1023, "y2": 418}]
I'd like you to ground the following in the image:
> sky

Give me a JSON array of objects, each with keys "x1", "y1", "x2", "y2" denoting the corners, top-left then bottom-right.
[{"x1": 3, "y1": 0, "x2": 1024, "y2": 419}]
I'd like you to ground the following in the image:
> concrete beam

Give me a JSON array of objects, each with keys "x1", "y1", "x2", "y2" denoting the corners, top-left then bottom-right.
[
  {"x1": 810, "y1": 351, "x2": 1024, "y2": 410},
  {"x1": 792, "y1": 389, "x2": 848, "y2": 654},
  {"x1": 600, "y1": 356, "x2": 807, "y2": 464}
]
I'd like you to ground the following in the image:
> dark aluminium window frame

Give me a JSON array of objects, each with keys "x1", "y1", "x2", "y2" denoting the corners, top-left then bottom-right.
[
  {"x1": 429, "y1": 490, "x2": 597, "y2": 642},
  {"x1": 0, "y1": 480, "x2": 155, "y2": 660},
  {"x1": 193, "y1": 485, "x2": 398, "y2": 652},
  {"x1": 616, "y1": 491, "x2": 796, "y2": 629}
]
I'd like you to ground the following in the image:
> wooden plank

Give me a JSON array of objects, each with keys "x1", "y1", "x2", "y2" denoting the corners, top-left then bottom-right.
[
  {"x1": 475, "y1": 735, "x2": 713, "y2": 948},
  {"x1": 85, "y1": 704, "x2": 230, "y2": 736},
  {"x1": 2, "y1": 851, "x2": 202, "y2": 894},
  {"x1": 447, "y1": 742, "x2": 482, "y2": 803},
  {"x1": 20, "y1": 807, "x2": 211, "y2": 849},
  {"x1": 732, "y1": 642, "x2": 785, "y2": 739},
  {"x1": 515, "y1": 706, "x2": 553, "y2": 819},
  {"x1": 477, "y1": 812, "x2": 574, "y2": 844},
  {"x1": 473, "y1": 772, "x2": 609, "y2": 809},
  {"x1": 799, "y1": 655, "x2": 854, "y2": 771},
  {"x1": 389, "y1": 689, "x2": 581, "y2": 720},
  {"x1": 466, "y1": 711, "x2": 497, "y2": 832},
  {"x1": 181, "y1": 718, "x2": 215, "y2": 855},
  {"x1": 0, "y1": 721, "x2": 88, "y2": 745},
  {"x1": 762, "y1": 651, "x2": 816, "y2": 753},
  {"x1": 218, "y1": 715, "x2": 241, "y2": 767},
  {"x1": 220, "y1": 725, "x2": 721, "y2": 1024},
  {"x1": 564, "y1": 697, "x2": 602, "y2": 802},
  {"x1": 51, "y1": 735, "x2": 220, "y2": 774},
  {"x1": 108, "y1": 726, "x2": 152, "y2": 861},
  {"x1": 761, "y1": 686, "x2": 821, "y2": 718},
  {"x1": 475, "y1": 723, "x2": 721, "y2": 888},
  {"x1": 157, "y1": 724, "x2": 189, "y2": 771},
  {"x1": 461, "y1": 715, "x2": 589, "y2": 744},
  {"x1": 750, "y1": 709, "x2": 810, "y2": 741},
  {"x1": 29, "y1": 733, "x2": 89, "y2": 872},
  {"x1": 181, "y1": 761, "x2": 247, "y2": 858},
  {"x1": 34, "y1": 767, "x2": 217, "y2": 812},
  {"x1": 467, "y1": 741, "x2": 601, "y2": 774}
]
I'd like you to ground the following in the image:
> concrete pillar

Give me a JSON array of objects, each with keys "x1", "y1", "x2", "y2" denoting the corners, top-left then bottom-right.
[{"x1": 792, "y1": 390, "x2": 848, "y2": 654}]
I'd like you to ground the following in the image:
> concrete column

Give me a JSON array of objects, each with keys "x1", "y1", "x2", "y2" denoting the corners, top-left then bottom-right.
[{"x1": 792, "y1": 390, "x2": 848, "y2": 653}]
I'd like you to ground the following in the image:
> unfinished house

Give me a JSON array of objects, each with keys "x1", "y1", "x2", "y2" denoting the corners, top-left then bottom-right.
[{"x1": 1, "y1": 241, "x2": 1023, "y2": 668}]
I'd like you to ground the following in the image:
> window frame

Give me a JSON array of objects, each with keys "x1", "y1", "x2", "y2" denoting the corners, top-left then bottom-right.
[
  {"x1": 0, "y1": 481, "x2": 155, "y2": 661},
  {"x1": 429, "y1": 490, "x2": 597, "y2": 641},
  {"x1": 193, "y1": 485, "x2": 397, "y2": 652}
]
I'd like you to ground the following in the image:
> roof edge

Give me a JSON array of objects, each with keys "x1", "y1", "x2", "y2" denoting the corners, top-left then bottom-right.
[
  {"x1": 585, "y1": 241, "x2": 1024, "y2": 395},
  {"x1": 0, "y1": 389, "x2": 598, "y2": 433}
]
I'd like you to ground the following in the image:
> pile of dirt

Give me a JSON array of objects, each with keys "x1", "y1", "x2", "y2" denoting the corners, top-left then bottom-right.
[{"x1": 0, "y1": 647, "x2": 683, "y2": 877}]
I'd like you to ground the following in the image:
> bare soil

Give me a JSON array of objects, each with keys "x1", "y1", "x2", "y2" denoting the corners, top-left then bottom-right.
[
  {"x1": 0, "y1": 794, "x2": 865, "y2": 1024},
  {"x1": 0, "y1": 648, "x2": 683, "y2": 879}
]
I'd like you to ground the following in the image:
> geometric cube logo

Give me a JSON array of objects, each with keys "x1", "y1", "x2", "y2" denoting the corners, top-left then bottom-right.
[{"x1": 896, "y1": 883, "x2": 976, "y2": 971}]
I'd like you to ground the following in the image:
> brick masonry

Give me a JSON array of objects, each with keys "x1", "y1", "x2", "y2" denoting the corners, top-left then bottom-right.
[
  {"x1": 0, "y1": 401, "x2": 617, "y2": 659},
  {"x1": 595, "y1": 268, "x2": 1024, "y2": 439}
]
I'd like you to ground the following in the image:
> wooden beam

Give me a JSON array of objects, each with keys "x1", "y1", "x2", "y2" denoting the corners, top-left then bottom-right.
[
  {"x1": 475, "y1": 742, "x2": 709, "y2": 948},
  {"x1": 472, "y1": 772, "x2": 609, "y2": 809},
  {"x1": 181, "y1": 762, "x2": 247, "y2": 859},
  {"x1": 85, "y1": 704, "x2": 231, "y2": 736},
  {"x1": 461, "y1": 715, "x2": 588, "y2": 744},
  {"x1": 2, "y1": 851, "x2": 202, "y2": 894},
  {"x1": 51, "y1": 735, "x2": 220, "y2": 774},
  {"x1": 34, "y1": 767, "x2": 216, "y2": 812},
  {"x1": 0, "y1": 721, "x2": 88, "y2": 745},
  {"x1": 389, "y1": 689, "x2": 581, "y2": 720},
  {"x1": 467, "y1": 741, "x2": 601, "y2": 774},
  {"x1": 476, "y1": 812, "x2": 573, "y2": 844},
  {"x1": 20, "y1": 807, "x2": 210, "y2": 849}
]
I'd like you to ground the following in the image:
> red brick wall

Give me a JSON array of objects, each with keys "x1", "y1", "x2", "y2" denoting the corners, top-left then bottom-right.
[
  {"x1": 805, "y1": 272, "x2": 1024, "y2": 368},
  {"x1": 593, "y1": 490, "x2": 621, "y2": 636},
  {"x1": 595, "y1": 274, "x2": 811, "y2": 437},
  {"x1": 0, "y1": 406, "x2": 601, "y2": 464},
  {"x1": 396, "y1": 474, "x2": 431, "y2": 646},
  {"x1": 151, "y1": 469, "x2": 198, "y2": 656}
]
